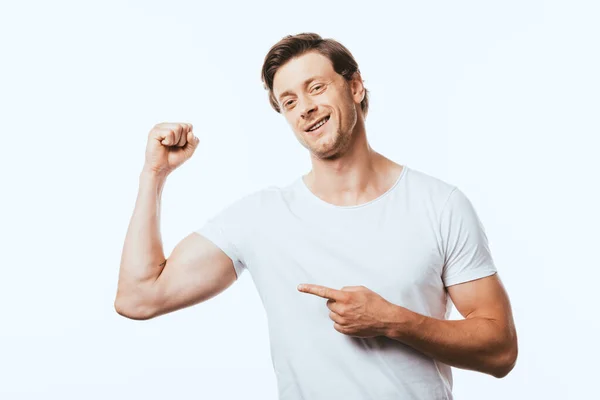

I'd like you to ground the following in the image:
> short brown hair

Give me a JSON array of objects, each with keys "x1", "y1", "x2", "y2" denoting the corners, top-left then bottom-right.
[{"x1": 261, "y1": 33, "x2": 369, "y2": 117}]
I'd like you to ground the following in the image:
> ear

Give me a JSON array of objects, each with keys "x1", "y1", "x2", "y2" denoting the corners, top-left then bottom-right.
[{"x1": 350, "y1": 72, "x2": 366, "y2": 104}]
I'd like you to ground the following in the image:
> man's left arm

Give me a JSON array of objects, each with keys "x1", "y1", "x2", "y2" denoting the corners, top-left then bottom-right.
[
  {"x1": 298, "y1": 187, "x2": 518, "y2": 378},
  {"x1": 298, "y1": 274, "x2": 518, "y2": 379},
  {"x1": 382, "y1": 273, "x2": 518, "y2": 378}
]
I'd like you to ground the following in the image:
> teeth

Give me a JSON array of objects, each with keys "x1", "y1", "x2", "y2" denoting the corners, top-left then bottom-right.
[{"x1": 309, "y1": 116, "x2": 329, "y2": 131}]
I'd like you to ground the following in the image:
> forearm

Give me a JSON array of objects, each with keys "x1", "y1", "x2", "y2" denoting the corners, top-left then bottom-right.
[
  {"x1": 383, "y1": 304, "x2": 517, "y2": 378},
  {"x1": 116, "y1": 168, "x2": 169, "y2": 304}
]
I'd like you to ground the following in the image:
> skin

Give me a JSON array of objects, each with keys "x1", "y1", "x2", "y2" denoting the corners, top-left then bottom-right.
[
  {"x1": 272, "y1": 51, "x2": 403, "y2": 207},
  {"x1": 274, "y1": 51, "x2": 518, "y2": 378},
  {"x1": 298, "y1": 275, "x2": 518, "y2": 379}
]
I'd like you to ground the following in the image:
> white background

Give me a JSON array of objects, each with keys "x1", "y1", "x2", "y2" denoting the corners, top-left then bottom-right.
[{"x1": 1, "y1": 0, "x2": 598, "y2": 398}]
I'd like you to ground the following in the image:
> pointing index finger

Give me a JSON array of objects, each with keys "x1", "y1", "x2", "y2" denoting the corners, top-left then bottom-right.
[{"x1": 298, "y1": 284, "x2": 343, "y2": 300}]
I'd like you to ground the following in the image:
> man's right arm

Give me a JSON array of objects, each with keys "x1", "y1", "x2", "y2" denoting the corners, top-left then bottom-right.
[
  {"x1": 114, "y1": 169, "x2": 237, "y2": 320},
  {"x1": 114, "y1": 123, "x2": 237, "y2": 320}
]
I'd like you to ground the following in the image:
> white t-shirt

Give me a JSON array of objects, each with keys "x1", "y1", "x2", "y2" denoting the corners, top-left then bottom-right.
[{"x1": 195, "y1": 165, "x2": 497, "y2": 400}]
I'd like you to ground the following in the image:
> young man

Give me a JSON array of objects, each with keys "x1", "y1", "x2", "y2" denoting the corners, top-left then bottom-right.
[{"x1": 115, "y1": 33, "x2": 518, "y2": 399}]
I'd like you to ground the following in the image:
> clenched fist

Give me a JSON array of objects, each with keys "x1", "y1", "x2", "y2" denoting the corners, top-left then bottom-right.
[{"x1": 144, "y1": 122, "x2": 199, "y2": 176}]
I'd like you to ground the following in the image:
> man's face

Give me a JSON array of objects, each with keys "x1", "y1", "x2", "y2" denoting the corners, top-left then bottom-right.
[{"x1": 272, "y1": 51, "x2": 363, "y2": 160}]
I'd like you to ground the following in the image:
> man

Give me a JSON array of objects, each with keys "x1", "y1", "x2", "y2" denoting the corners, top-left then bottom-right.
[{"x1": 115, "y1": 33, "x2": 518, "y2": 399}]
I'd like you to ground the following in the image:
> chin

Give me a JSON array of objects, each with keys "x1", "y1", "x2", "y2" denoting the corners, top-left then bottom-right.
[{"x1": 310, "y1": 140, "x2": 344, "y2": 160}]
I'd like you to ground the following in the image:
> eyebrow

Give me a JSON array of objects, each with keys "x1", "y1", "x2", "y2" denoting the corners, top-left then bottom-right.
[{"x1": 277, "y1": 76, "x2": 326, "y2": 103}]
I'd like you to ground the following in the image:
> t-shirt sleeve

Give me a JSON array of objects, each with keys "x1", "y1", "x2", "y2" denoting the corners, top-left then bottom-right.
[
  {"x1": 439, "y1": 187, "x2": 498, "y2": 287},
  {"x1": 194, "y1": 195, "x2": 254, "y2": 279}
]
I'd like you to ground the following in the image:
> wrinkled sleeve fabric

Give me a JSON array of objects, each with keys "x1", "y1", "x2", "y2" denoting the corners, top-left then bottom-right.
[
  {"x1": 440, "y1": 187, "x2": 498, "y2": 287},
  {"x1": 194, "y1": 194, "x2": 254, "y2": 279}
]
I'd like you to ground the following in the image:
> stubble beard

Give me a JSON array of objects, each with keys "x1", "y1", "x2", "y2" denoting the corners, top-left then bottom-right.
[
  {"x1": 307, "y1": 107, "x2": 357, "y2": 160},
  {"x1": 316, "y1": 104, "x2": 357, "y2": 161},
  {"x1": 312, "y1": 126, "x2": 351, "y2": 161}
]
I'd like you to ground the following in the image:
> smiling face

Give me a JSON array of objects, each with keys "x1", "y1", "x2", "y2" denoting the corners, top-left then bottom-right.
[{"x1": 272, "y1": 51, "x2": 365, "y2": 160}]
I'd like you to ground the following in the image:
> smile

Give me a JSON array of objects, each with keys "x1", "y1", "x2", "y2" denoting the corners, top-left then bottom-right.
[{"x1": 306, "y1": 116, "x2": 330, "y2": 135}]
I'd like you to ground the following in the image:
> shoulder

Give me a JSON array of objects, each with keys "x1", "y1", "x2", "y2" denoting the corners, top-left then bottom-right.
[
  {"x1": 402, "y1": 166, "x2": 458, "y2": 209},
  {"x1": 403, "y1": 168, "x2": 482, "y2": 225},
  {"x1": 221, "y1": 178, "x2": 298, "y2": 214}
]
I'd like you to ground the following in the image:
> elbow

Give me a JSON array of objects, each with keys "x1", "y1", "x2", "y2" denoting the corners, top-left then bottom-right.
[
  {"x1": 490, "y1": 341, "x2": 518, "y2": 379},
  {"x1": 114, "y1": 295, "x2": 155, "y2": 321},
  {"x1": 114, "y1": 279, "x2": 159, "y2": 320}
]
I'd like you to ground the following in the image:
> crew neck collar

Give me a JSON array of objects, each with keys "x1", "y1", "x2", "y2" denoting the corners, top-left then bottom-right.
[{"x1": 296, "y1": 165, "x2": 408, "y2": 210}]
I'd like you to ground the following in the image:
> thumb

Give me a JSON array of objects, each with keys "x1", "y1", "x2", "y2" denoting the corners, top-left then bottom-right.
[{"x1": 341, "y1": 286, "x2": 364, "y2": 292}]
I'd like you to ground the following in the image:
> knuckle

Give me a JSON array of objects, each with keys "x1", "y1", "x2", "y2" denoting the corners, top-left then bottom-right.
[{"x1": 334, "y1": 323, "x2": 346, "y2": 333}]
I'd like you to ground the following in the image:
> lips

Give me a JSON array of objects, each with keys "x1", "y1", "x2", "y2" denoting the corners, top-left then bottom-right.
[{"x1": 305, "y1": 115, "x2": 330, "y2": 132}]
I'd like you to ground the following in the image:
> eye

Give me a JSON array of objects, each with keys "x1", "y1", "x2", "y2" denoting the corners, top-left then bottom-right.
[
  {"x1": 284, "y1": 99, "x2": 295, "y2": 108},
  {"x1": 311, "y1": 84, "x2": 323, "y2": 92}
]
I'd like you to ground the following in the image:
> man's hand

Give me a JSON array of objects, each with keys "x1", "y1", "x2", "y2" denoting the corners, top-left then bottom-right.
[
  {"x1": 144, "y1": 122, "x2": 199, "y2": 177},
  {"x1": 297, "y1": 284, "x2": 394, "y2": 338}
]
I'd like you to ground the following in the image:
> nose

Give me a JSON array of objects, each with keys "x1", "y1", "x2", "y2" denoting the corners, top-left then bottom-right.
[{"x1": 300, "y1": 97, "x2": 317, "y2": 120}]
